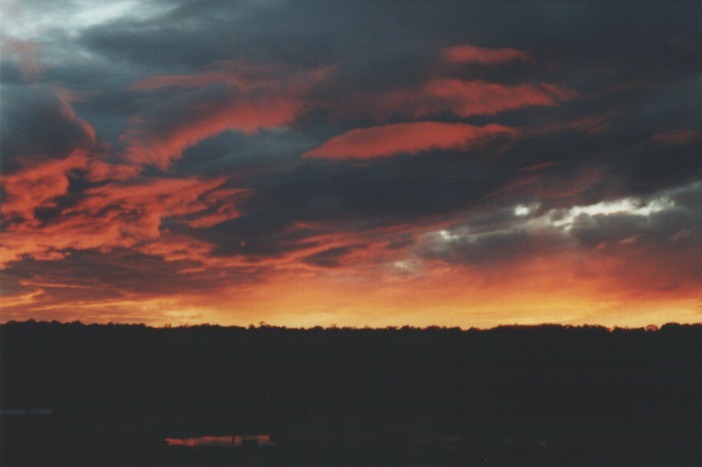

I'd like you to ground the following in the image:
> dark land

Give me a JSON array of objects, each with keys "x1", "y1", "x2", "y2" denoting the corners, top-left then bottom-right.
[{"x1": 2, "y1": 321, "x2": 702, "y2": 465}]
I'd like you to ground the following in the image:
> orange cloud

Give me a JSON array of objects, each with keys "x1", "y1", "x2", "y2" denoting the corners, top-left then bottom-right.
[
  {"x1": 0, "y1": 156, "x2": 247, "y2": 268},
  {"x1": 442, "y1": 44, "x2": 533, "y2": 65},
  {"x1": 417, "y1": 79, "x2": 577, "y2": 117},
  {"x1": 129, "y1": 61, "x2": 287, "y2": 91},
  {"x1": 122, "y1": 65, "x2": 330, "y2": 169},
  {"x1": 489, "y1": 166, "x2": 606, "y2": 202},
  {"x1": 121, "y1": 96, "x2": 302, "y2": 169},
  {"x1": 304, "y1": 122, "x2": 519, "y2": 159},
  {"x1": 2, "y1": 154, "x2": 85, "y2": 225},
  {"x1": 1, "y1": 151, "x2": 135, "y2": 225},
  {"x1": 652, "y1": 129, "x2": 702, "y2": 145},
  {"x1": 66, "y1": 178, "x2": 243, "y2": 238},
  {"x1": 365, "y1": 79, "x2": 578, "y2": 120},
  {"x1": 3, "y1": 206, "x2": 700, "y2": 329}
]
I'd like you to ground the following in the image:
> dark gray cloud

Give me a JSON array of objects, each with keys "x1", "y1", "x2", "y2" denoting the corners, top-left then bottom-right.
[
  {"x1": 302, "y1": 244, "x2": 367, "y2": 268},
  {"x1": 422, "y1": 227, "x2": 538, "y2": 265},
  {"x1": 418, "y1": 181, "x2": 702, "y2": 281},
  {"x1": 0, "y1": 247, "x2": 265, "y2": 308},
  {"x1": 1, "y1": 85, "x2": 96, "y2": 171}
]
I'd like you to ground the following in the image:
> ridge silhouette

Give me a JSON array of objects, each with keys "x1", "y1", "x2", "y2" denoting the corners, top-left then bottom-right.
[{"x1": 2, "y1": 321, "x2": 701, "y2": 464}]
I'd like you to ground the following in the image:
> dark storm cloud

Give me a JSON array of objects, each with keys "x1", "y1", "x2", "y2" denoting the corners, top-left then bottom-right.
[
  {"x1": 1, "y1": 85, "x2": 96, "y2": 171},
  {"x1": 181, "y1": 150, "x2": 510, "y2": 262},
  {"x1": 302, "y1": 244, "x2": 367, "y2": 268},
  {"x1": 485, "y1": 76, "x2": 702, "y2": 206},
  {"x1": 172, "y1": 129, "x2": 315, "y2": 176},
  {"x1": 119, "y1": 63, "x2": 328, "y2": 168},
  {"x1": 69, "y1": 0, "x2": 702, "y2": 199},
  {"x1": 570, "y1": 197, "x2": 702, "y2": 251},
  {"x1": 0, "y1": 61, "x2": 24, "y2": 85},
  {"x1": 422, "y1": 227, "x2": 537, "y2": 265},
  {"x1": 419, "y1": 180, "x2": 702, "y2": 279},
  {"x1": 77, "y1": 1, "x2": 702, "y2": 78},
  {"x1": 78, "y1": 0, "x2": 332, "y2": 70},
  {"x1": 247, "y1": 156, "x2": 504, "y2": 222},
  {"x1": 0, "y1": 247, "x2": 265, "y2": 307},
  {"x1": 673, "y1": 182, "x2": 702, "y2": 209}
]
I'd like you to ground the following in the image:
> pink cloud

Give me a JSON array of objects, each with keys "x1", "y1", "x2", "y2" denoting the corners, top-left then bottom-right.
[
  {"x1": 1, "y1": 152, "x2": 137, "y2": 226},
  {"x1": 442, "y1": 44, "x2": 533, "y2": 65},
  {"x1": 0, "y1": 156, "x2": 247, "y2": 268},
  {"x1": 129, "y1": 61, "x2": 286, "y2": 91},
  {"x1": 62, "y1": 177, "x2": 246, "y2": 241},
  {"x1": 411, "y1": 79, "x2": 578, "y2": 117},
  {"x1": 2, "y1": 154, "x2": 86, "y2": 225},
  {"x1": 304, "y1": 122, "x2": 519, "y2": 159},
  {"x1": 122, "y1": 65, "x2": 331, "y2": 169},
  {"x1": 342, "y1": 79, "x2": 579, "y2": 122},
  {"x1": 4, "y1": 39, "x2": 43, "y2": 82},
  {"x1": 652, "y1": 129, "x2": 702, "y2": 145}
]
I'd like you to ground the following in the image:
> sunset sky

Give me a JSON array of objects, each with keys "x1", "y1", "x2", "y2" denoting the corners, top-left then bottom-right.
[{"x1": 1, "y1": 0, "x2": 701, "y2": 327}]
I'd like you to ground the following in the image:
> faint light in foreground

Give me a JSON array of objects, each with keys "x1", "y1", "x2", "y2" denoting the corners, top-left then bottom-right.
[{"x1": 165, "y1": 434, "x2": 276, "y2": 449}]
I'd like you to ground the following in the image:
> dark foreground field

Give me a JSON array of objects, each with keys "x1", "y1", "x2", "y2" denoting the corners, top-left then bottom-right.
[{"x1": 2, "y1": 321, "x2": 702, "y2": 465}]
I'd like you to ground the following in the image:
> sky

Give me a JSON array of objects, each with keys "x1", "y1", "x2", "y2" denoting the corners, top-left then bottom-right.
[{"x1": 1, "y1": 0, "x2": 701, "y2": 328}]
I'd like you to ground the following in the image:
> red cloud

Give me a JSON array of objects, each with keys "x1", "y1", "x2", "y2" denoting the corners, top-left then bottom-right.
[
  {"x1": 414, "y1": 79, "x2": 578, "y2": 117},
  {"x1": 490, "y1": 166, "x2": 606, "y2": 202},
  {"x1": 121, "y1": 95, "x2": 301, "y2": 169},
  {"x1": 130, "y1": 61, "x2": 286, "y2": 91},
  {"x1": 304, "y1": 122, "x2": 518, "y2": 159},
  {"x1": 1, "y1": 153, "x2": 136, "y2": 226},
  {"x1": 4, "y1": 39, "x2": 43, "y2": 82},
  {"x1": 354, "y1": 79, "x2": 579, "y2": 121},
  {"x1": 69, "y1": 178, "x2": 239, "y2": 237},
  {"x1": 442, "y1": 45, "x2": 533, "y2": 65},
  {"x1": 122, "y1": 65, "x2": 330, "y2": 169},
  {"x1": 0, "y1": 154, "x2": 247, "y2": 267},
  {"x1": 652, "y1": 129, "x2": 702, "y2": 145},
  {"x1": 2, "y1": 154, "x2": 85, "y2": 225}
]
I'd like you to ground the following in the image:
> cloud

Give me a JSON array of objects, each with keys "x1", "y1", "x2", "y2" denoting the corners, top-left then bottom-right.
[
  {"x1": 304, "y1": 122, "x2": 519, "y2": 160},
  {"x1": 121, "y1": 64, "x2": 330, "y2": 169},
  {"x1": 128, "y1": 60, "x2": 287, "y2": 91},
  {"x1": 1, "y1": 152, "x2": 136, "y2": 227},
  {"x1": 3, "y1": 0, "x2": 702, "y2": 326},
  {"x1": 412, "y1": 79, "x2": 578, "y2": 117},
  {"x1": 416, "y1": 185, "x2": 702, "y2": 300},
  {"x1": 2, "y1": 39, "x2": 43, "y2": 82},
  {"x1": 0, "y1": 247, "x2": 258, "y2": 324},
  {"x1": 345, "y1": 79, "x2": 579, "y2": 122},
  {"x1": 65, "y1": 177, "x2": 246, "y2": 238},
  {"x1": 1, "y1": 86, "x2": 96, "y2": 170},
  {"x1": 302, "y1": 244, "x2": 367, "y2": 268},
  {"x1": 2, "y1": 154, "x2": 87, "y2": 226},
  {"x1": 652, "y1": 129, "x2": 702, "y2": 145},
  {"x1": 0, "y1": 155, "x2": 247, "y2": 267},
  {"x1": 442, "y1": 44, "x2": 533, "y2": 65},
  {"x1": 421, "y1": 224, "x2": 567, "y2": 266}
]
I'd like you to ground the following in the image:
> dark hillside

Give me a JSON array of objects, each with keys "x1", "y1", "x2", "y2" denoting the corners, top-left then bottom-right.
[{"x1": 2, "y1": 321, "x2": 702, "y2": 465}]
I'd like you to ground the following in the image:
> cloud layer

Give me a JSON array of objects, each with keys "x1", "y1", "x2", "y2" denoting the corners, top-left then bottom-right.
[
  {"x1": 304, "y1": 123, "x2": 518, "y2": 159},
  {"x1": 2, "y1": 0, "x2": 701, "y2": 327}
]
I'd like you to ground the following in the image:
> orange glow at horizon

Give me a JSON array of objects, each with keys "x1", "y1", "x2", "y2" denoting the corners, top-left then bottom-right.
[{"x1": 4, "y1": 252, "x2": 699, "y2": 329}]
